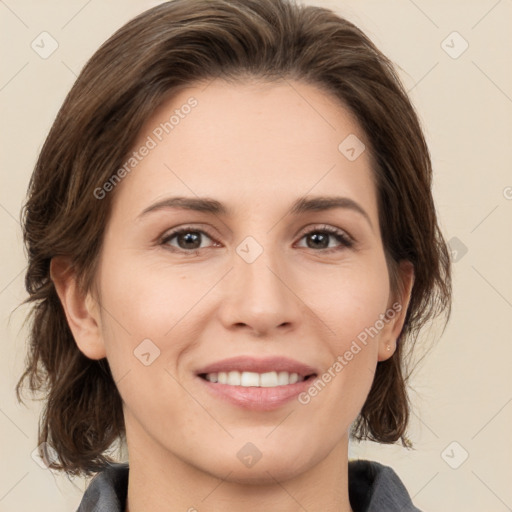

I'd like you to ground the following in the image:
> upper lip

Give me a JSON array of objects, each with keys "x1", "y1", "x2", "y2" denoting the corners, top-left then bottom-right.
[{"x1": 195, "y1": 356, "x2": 319, "y2": 378}]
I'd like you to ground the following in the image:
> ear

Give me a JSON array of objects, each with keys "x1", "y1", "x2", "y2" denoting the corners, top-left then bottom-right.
[
  {"x1": 378, "y1": 260, "x2": 415, "y2": 362},
  {"x1": 50, "y1": 256, "x2": 106, "y2": 360}
]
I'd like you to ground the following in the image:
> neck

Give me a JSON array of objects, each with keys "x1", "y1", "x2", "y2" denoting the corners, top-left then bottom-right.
[{"x1": 124, "y1": 422, "x2": 354, "y2": 512}]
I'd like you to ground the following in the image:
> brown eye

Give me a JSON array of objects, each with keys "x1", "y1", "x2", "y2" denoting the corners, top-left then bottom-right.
[
  {"x1": 297, "y1": 226, "x2": 354, "y2": 252},
  {"x1": 161, "y1": 228, "x2": 217, "y2": 252}
]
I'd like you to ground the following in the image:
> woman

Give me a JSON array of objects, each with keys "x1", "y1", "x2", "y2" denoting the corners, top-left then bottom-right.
[{"x1": 17, "y1": 0, "x2": 451, "y2": 510}]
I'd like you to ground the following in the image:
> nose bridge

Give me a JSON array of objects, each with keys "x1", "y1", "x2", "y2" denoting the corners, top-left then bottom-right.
[
  {"x1": 240, "y1": 241, "x2": 283, "y2": 299},
  {"x1": 220, "y1": 232, "x2": 299, "y2": 334}
]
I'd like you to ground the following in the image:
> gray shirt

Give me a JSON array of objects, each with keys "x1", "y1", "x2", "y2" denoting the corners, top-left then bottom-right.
[{"x1": 76, "y1": 459, "x2": 422, "y2": 511}]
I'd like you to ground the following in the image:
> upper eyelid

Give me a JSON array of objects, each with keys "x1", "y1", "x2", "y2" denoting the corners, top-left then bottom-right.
[
  {"x1": 297, "y1": 223, "x2": 352, "y2": 239},
  {"x1": 161, "y1": 223, "x2": 354, "y2": 246},
  {"x1": 160, "y1": 224, "x2": 217, "y2": 241}
]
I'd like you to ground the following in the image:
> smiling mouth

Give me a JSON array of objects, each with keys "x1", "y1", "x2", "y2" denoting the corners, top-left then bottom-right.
[{"x1": 198, "y1": 370, "x2": 317, "y2": 387}]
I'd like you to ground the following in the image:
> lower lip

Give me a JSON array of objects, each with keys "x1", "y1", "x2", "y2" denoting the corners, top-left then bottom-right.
[{"x1": 197, "y1": 375, "x2": 317, "y2": 411}]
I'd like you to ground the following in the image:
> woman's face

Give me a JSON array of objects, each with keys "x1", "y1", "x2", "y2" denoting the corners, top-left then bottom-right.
[{"x1": 80, "y1": 79, "x2": 411, "y2": 482}]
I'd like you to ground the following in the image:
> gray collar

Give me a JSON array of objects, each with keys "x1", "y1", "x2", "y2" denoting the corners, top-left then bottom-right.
[{"x1": 77, "y1": 459, "x2": 422, "y2": 512}]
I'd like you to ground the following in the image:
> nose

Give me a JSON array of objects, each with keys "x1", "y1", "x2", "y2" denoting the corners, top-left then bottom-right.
[{"x1": 217, "y1": 242, "x2": 302, "y2": 337}]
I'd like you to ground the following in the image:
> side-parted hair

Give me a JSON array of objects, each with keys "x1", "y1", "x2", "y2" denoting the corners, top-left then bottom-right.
[{"x1": 18, "y1": 0, "x2": 451, "y2": 476}]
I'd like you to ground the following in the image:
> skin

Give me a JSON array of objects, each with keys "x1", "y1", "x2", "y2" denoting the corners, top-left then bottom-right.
[{"x1": 52, "y1": 79, "x2": 414, "y2": 512}]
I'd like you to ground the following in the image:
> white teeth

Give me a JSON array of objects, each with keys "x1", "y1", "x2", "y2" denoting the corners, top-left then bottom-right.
[
  {"x1": 289, "y1": 372, "x2": 299, "y2": 384},
  {"x1": 277, "y1": 371, "x2": 290, "y2": 385},
  {"x1": 260, "y1": 371, "x2": 278, "y2": 387},
  {"x1": 204, "y1": 370, "x2": 304, "y2": 387},
  {"x1": 228, "y1": 370, "x2": 241, "y2": 385},
  {"x1": 240, "y1": 371, "x2": 259, "y2": 387}
]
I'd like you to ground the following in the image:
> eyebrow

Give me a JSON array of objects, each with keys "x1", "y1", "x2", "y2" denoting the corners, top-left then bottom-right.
[{"x1": 139, "y1": 195, "x2": 373, "y2": 230}]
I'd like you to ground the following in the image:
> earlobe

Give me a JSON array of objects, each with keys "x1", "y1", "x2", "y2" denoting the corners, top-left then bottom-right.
[
  {"x1": 378, "y1": 260, "x2": 415, "y2": 362},
  {"x1": 50, "y1": 257, "x2": 106, "y2": 360}
]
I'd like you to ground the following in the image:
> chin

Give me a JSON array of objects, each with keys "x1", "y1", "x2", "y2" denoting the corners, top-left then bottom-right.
[
  {"x1": 209, "y1": 459, "x2": 304, "y2": 486},
  {"x1": 195, "y1": 443, "x2": 319, "y2": 485}
]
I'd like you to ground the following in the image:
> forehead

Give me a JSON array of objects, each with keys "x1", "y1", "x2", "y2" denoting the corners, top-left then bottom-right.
[{"x1": 111, "y1": 78, "x2": 378, "y2": 223}]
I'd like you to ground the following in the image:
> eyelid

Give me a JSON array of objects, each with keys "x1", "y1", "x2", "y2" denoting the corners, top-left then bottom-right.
[
  {"x1": 294, "y1": 223, "x2": 355, "y2": 251},
  {"x1": 160, "y1": 222, "x2": 356, "y2": 255},
  {"x1": 296, "y1": 223, "x2": 354, "y2": 242},
  {"x1": 160, "y1": 224, "x2": 218, "y2": 245}
]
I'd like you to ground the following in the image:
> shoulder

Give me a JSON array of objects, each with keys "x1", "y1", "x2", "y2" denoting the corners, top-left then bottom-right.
[
  {"x1": 76, "y1": 463, "x2": 129, "y2": 512},
  {"x1": 348, "y1": 459, "x2": 423, "y2": 512}
]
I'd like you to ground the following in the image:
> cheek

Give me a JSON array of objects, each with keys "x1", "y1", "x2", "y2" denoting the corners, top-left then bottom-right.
[
  {"x1": 98, "y1": 250, "x2": 206, "y2": 334},
  {"x1": 95, "y1": 250, "x2": 218, "y2": 380},
  {"x1": 310, "y1": 255, "x2": 390, "y2": 399},
  {"x1": 317, "y1": 257, "x2": 391, "y2": 345}
]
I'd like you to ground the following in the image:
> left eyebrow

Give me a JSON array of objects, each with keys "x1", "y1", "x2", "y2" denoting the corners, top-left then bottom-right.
[
  {"x1": 138, "y1": 196, "x2": 228, "y2": 218},
  {"x1": 138, "y1": 194, "x2": 374, "y2": 232},
  {"x1": 289, "y1": 196, "x2": 374, "y2": 232}
]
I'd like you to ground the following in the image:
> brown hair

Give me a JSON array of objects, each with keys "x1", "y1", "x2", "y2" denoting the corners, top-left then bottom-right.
[{"x1": 17, "y1": 0, "x2": 452, "y2": 476}]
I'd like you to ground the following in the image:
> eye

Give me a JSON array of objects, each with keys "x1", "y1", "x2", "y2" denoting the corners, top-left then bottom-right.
[
  {"x1": 161, "y1": 226, "x2": 218, "y2": 253},
  {"x1": 160, "y1": 224, "x2": 354, "y2": 255},
  {"x1": 295, "y1": 225, "x2": 354, "y2": 253}
]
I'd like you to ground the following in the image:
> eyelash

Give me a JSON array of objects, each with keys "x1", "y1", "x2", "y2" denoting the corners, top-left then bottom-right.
[{"x1": 160, "y1": 224, "x2": 354, "y2": 256}]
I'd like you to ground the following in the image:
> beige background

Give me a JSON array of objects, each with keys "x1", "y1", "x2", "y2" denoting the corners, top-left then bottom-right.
[{"x1": 1, "y1": 1, "x2": 511, "y2": 511}]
